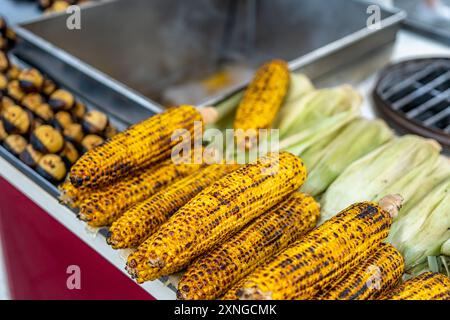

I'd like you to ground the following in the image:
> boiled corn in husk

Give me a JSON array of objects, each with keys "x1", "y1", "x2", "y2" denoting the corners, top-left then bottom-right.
[
  {"x1": 396, "y1": 156, "x2": 450, "y2": 215},
  {"x1": 320, "y1": 135, "x2": 442, "y2": 223},
  {"x1": 442, "y1": 239, "x2": 450, "y2": 257},
  {"x1": 389, "y1": 178, "x2": 450, "y2": 269},
  {"x1": 275, "y1": 73, "x2": 314, "y2": 125},
  {"x1": 278, "y1": 86, "x2": 361, "y2": 156},
  {"x1": 300, "y1": 118, "x2": 393, "y2": 196}
]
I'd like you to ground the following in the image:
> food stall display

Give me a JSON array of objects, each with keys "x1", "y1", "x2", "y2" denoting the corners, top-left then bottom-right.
[
  {"x1": 0, "y1": 0, "x2": 449, "y2": 301},
  {"x1": 55, "y1": 60, "x2": 449, "y2": 300}
]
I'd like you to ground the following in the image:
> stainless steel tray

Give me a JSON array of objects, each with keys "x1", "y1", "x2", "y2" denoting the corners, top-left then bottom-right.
[{"x1": 12, "y1": 0, "x2": 405, "y2": 123}]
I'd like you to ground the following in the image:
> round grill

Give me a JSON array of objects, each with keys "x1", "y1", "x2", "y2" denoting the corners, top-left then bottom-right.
[{"x1": 373, "y1": 58, "x2": 450, "y2": 150}]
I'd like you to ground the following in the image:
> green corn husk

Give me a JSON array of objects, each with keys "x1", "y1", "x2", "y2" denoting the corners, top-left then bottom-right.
[
  {"x1": 279, "y1": 86, "x2": 362, "y2": 155},
  {"x1": 442, "y1": 239, "x2": 450, "y2": 256},
  {"x1": 319, "y1": 135, "x2": 442, "y2": 223},
  {"x1": 407, "y1": 256, "x2": 450, "y2": 277},
  {"x1": 389, "y1": 178, "x2": 450, "y2": 269},
  {"x1": 209, "y1": 91, "x2": 244, "y2": 131},
  {"x1": 396, "y1": 156, "x2": 450, "y2": 215},
  {"x1": 404, "y1": 200, "x2": 450, "y2": 270},
  {"x1": 298, "y1": 130, "x2": 337, "y2": 174},
  {"x1": 300, "y1": 118, "x2": 393, "y2": 196},
  {"x1": 274, "y1": 73, "x2": 315, "y2": 126}
]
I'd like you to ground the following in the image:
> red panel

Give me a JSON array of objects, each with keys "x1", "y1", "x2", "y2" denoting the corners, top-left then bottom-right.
[{"x1": 0, "y1": 177, "x2": 153, "y2": 300}]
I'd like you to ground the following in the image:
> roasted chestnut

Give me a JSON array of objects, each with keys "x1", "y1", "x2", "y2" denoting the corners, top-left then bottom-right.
[
  {"x1": 82, "y1": 110, "x2": 108, "y2": 135},
  {"x1": 0, "y1": 51, "x2": 9, "y2": 73},
  {"x1": 20, "y1": 144, "x2": 43, "y2": 168},
  {"x1": 53, "y1": 111, "x2": 73, "y2": 131},
  {"x1": 34, "y1": 103, "x2": 54, "y2": 122},
  {"x1": 71, "y1": 101, "x2": 86, "y2": 120},
  {"x1": 0, "y1": 16, "x2": 6, "y2": 34},
  {"x1": 5, "y1": 28, "x2": 16, "y2": 48},
  {"x1": 38, "y1": 0, "x2": 54, "y2": 10},
  {"x1": 6, "y1": 80, "x2": 26, "y2": 102},
  {"x1": 48, "y1": 89, "x2": 74, "y2": 111},
  {"x1": 1, "y1": 96, "x2": 15, "y2": 111},
  {"x1": 104, "y1": 123, "x2": 118, "y2": 139},
  {"x1": 63, "y1": 123, "x2": 84, "y2": 144},
  {"x1": 0, "y1": 73, "x2": 8, "y2": 91},
  {"x1": 81, "y1": 134, "x2": 104, "y2": 153},
  {"x1": 60, "y1": 141, "x2": 79, "y2": 169},
  {"x1": 2, "y1": 105, "x2": 31, "y2": 135},
  {"x1": 42, "y1": 78, "x2": 57, "y2": 97},
  {"x1": 6, "y1": 65, "x2": 21, "y2": 80},
  {"x1": 0, "y1": 120, "x2": 7, "y2": 140},
  {"x1": 3, "y1": 134, "x2": 27, "y2": 156},
  {"x1": 0, "y1": 37, "x2": 8, "y2": 51},
  {"x1": 46, "y1": 1, "x2": 70, "y2": 14},
  {"x1": 21, "y1": 93, "x2": 44, "y2": 113},
  {"x1": 31, "y1": 125, "x2": 64, "y2": 154},
  {"x1": 19, "y1": 69, "x2": 44, "y2": 93},
  {"x1": 36, "y1": 154, "x2": 67, "y2": 183}
]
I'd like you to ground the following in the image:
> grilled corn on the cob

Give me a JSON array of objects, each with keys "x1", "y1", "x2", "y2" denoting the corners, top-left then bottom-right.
[
  {"x1": 177, "y1": 192, "x2": 320, "y2": 300},
  {"x1": 235, "y1": 195, "x2": 402, "y2": 300},
  {"x1": 59, "y1": 179, "x2": 89, "y2": 208},
  {"x1": 222, "y1": 278, "x2": 247, "y2": 300},
  {"x1": 107, "y1": 163, "x2": 240, "y2": 249},
  {"x1": 234, "y1": 60, "x2": 290, "y2": 147},
  {"x1": 382, "y1": 272, "x2": 450, "y2": 300},
  {"x1": 319, "y1": 243, "x2": 404, "y2": 300},
  {"x1": 78, "y1": 160, "x2": 202, "y2": 227},
  {"x1": 69, "y1": 105, "x2": 203, "y2": 188},
  {"x1": 126, "y1": 152, "x2": 307, "y2": 283}
]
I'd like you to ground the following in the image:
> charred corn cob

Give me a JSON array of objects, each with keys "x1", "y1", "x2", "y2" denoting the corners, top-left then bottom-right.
[
  {"x1": 319, "y1": 243, "x2": 404, "y2": 300},
  {"x1": 107, "y1": 163, "x2": 240, "y2": 249},
  {"x1": 222, "y1": 278, "x2": 247, "y2": 300},
  {"x1": 78, "y1": 160, "x2": 202, "y2": 227},
  {"x1": 234, "y1": 60, "x2": 290, "y2": 147},
  {"x1": 59, "y1": 179, "x2": 89, "y2": 208},
  {"x1": 235, "y1": 194, "x2": 403, "y2": 300},
  {"x1": 69, "y1": 105, "x2": 203, "y2": 188},
  {"x1": 382, "y1": 272, "x2": 450, "y2": 300},
  {"x1": 126, "y1": 152, "x2": 307, "y2": 283},
  {"x1": 177, "y1": 192, "x2": 320, "y2": 300}
]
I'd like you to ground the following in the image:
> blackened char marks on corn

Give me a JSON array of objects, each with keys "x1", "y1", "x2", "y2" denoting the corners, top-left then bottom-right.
[
  {"x1": 234, "y1": 60, "x2": 290, "y2": 133},
  {"x1": 382, "y1": 272, "x2": 450, "y2": 300},
  {"x1": 78, "y1": 160, "x2": 202, "y2": 227},
  {"x1": 177, "y1": 192, "x2": 320, "y2": 300},
  {"x1": 108, "y1": 163, "x2": 240, "y2": 249},
  {"x1": 237, "y1": 198, "x2": 398, "y2": 300},
  {"x1": 126, "y1": 152, "x2": 307, "y2": 283},
  {"x1": 69, "y1": 105, "x2": 202, "y2": 188},
  {"x1": 319, "y1": 242, "x2": 404, "y2": 300}
]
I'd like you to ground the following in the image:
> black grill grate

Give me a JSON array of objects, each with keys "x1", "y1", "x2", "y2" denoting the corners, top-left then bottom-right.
[{"x1": 373, "y1": 58, "x2": 450, "y2": 149}]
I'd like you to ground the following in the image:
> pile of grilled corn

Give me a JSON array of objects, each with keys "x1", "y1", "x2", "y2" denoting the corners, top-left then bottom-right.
[{"x1": 56, "y1": 59, "x2": 449, "y2": 300}]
